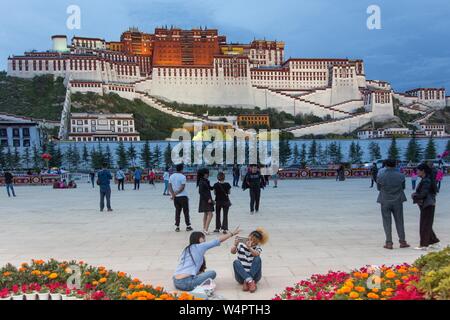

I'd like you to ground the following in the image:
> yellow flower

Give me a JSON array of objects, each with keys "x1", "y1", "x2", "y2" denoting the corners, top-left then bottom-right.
[
  {"x1": 99, "y1": 277, "x2": 107, "y2": 283},
  {"x1": 355, "y1": 286, "x2": 366, "y2": 293},
  {"x1": 385, "y1": 271, "x2": 396, "y2": 279},
  {"x1": 92, "y1": 281, "x2": 99, "y2": 286},
  {"x1": 42, "y1": 271, "x2": 50, "y2": 276},
  {"x1": 367, "y1": 293, "x2": 380, "y2": 300},
  {"x1": 31, "y1": 270, "x2": 41, "y2": 276},
  {"x1": 344, "y1": 280, "x2": 354, "y2": 289},
  {"x1": 341, "y1": 286, "x2": 352, "y2": 294},
  {"x1": 349, "y1": 292, "x2": 360, "y2": 299},
  {"x1": 48, "y1": 273, "x2": 58, "y2": 280},
  {"x1": 65, "y1": 267, "x2": 72, "y2": 274}
]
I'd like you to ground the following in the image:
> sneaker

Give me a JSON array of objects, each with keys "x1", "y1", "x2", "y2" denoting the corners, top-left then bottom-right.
[
  {"x1": 175, "y1": 227, "x2": 180, "y2": 232},
  {"x1": 242, "y1": 281, "x2": 249, "y2": 292},
  {"x1": 186, "y1": 226, "x2": 193, "y2": 232},
  {"x1": 213, "y1": 229, "x2": 220, "y2": 233},
  {"x1": 414, "y1": 246, "x2": 428, "y2": 251},
  {"x1": 429, "y1": 243, "x2": 441, "y2": 250},
  {"x1": 248, "y1": 280, "x2": 257, "y2": 293}
]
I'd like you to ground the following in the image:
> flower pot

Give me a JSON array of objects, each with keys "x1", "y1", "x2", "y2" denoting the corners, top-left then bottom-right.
[
  {"x1": 25, "y1": 293, "x2": 37, "y2": 301},
  {"x1": 37, "y1": 293, "x2": 50, "y2": 301},
  {"x1": 50, "y1": 293, "x2": 61, "y2": 301},
  {"x1": 0, "y1": 296, "x2": 11, "y2": 301},
  {"x1": 64, "y1": 296, "x2": 79, "y2": 301},
  {"x1": 12, "y1": 294, "x2": 23, "y2": 301}
]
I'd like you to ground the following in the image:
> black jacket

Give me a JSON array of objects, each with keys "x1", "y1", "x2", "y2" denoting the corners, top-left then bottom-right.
[
  {"x1": 198, "y1": 178, "x2": 213, "y2": 202},
  {"x1": 242, "y1": 172, "x2": 266, "y2": 190},
  {"x1": 4, "y1": 172, "x2": 13, "y2": 184},
  {"x1": 414, "y1": 176, "x2": 436, "y2": 208}
]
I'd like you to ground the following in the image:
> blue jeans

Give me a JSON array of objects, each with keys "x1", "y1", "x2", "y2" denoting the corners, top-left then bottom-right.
[
  {"x1": 164, "y1": 180, "x2": 169, "y2": 194},
  {"x1": 173, "y1": 271, "x2": 217, "y2": 292},
  {"x1": 233, "y1": 257, "x2": 262, "y2": 284},
  {"x1": 6, "y1": 184, "x2": 16, "y2": 197}
]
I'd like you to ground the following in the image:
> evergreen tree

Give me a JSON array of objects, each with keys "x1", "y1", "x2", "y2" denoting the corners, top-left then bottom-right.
[
  {"x1": 127, "y1": 144, "x2": 137, "y2": 167},
  {"x1": 348, "y1": 142, "x2": 357, "y2": 163},
  {"x1": 424, "y1": 136, "x2": 437, "y2": 160},
  {"x1": 5, "y1": 147, "x2": 13, "y2": 169},
  {"x1": 64, "y1": 144, "x2": 74, "y2": 170},
  {"x1": 54, "y1": 146, "x2": 63, "y2": 167},
  {"x1": 90, "y1": 147, "x2": 98, "y2": 169},
  {"x1": 388, "y1": 137, "x2": 400, "y2": 160},
  {"x1": 308, "y1": 140, "x2": 318, "y2": 165},
  {"x1": 32, "y1": 144, "x2": 42, "y2": 169},
  {"x1": 104, "y1": 145, "x2": 113, "y2": 168},
  {"x1": 404, "y1": 136, "x2": 422, "y2": 163},
  {"x1": 152, "y1": 144, "x2": 162, "y2": 167},
  {"x1": 116, "y1": 141, "x2": 128, "y2": 169},
  {"x1": 368, "y1": 142, "x2": 382, "y2": 161},
  {"x1": 299, "y1": 143, "x2": 307, "y2": 165},
  {"x1": 140, "y1": 141, "x2": 152, "y2": 168},
  {"x1": 292, "y1": 144, "x2": 300, "y2": 165},
  {"x1": 91, "y1": 144, "x2": 105, "y2": 169},
  {"x1": 317, "y1": 143, "x2": 327, "y2": 165},
  {"x1": 355, "y1": 143, "x2": 364, "y2": 164},
  {"x1": 22, "y1": 147, "x2": 31, "y2": 169},
  {"x1": 336, "y1": 143, "x2": 343, "y2": 163},
  {"x1": 164, "y1": 144, "x2": 173, "y2": 167},
  {"x1": 0, "y1": 146, "x2": 5, "y2": 168},
  {"x1": 13, "y1": 147, "x2": 21, "y2": 169},
  {"x1": 82, "y1": 144, "x2": 90, "y2": 169},
  {"x1": 279, "y1": 139, "x2": 292, "y2": 166}
]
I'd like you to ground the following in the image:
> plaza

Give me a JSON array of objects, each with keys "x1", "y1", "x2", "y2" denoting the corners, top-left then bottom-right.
[{"x1": 0, "y1": 178, "x2": 448, "y2": 300}]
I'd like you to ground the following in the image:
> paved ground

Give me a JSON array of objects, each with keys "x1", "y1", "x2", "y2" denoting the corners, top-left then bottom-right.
[{"x1": 0, "y1": 178, "x2": 448, "y2": 300}]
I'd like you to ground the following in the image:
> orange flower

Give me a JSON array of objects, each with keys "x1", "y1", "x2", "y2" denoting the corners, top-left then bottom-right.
[
  {"x1": 92, "y1": 281, "x2": 99, "y2": 286},
  {"x1": 48, "y1": 273, "x2": 58, "y2": 280},
  {"x1": 132, "y1": 278, "x2": 141, "y2": 283},
  {"x1": 128, "y1": 284, "x2": 135, "y2": 290},
  {"x1": 99, "y1": 270, "x2": 107, "y2": 275},
  {"x1": 33, "y1": 259, "x2": 45, "y2": 265},
  {"x1": 382, "y1": 291, "x2": 393, "y2": 297},
  {"x1": 361, "y1": 273, "x2": 369, "y2": 279},
  {"x1": 155, "y1": 286, "x2": 163, "y2": 292},
  {"x1": 349, "y1": 292, "x2": 360, "y2": 299},
  {"x1": 367, "y1": 293, "x2": 380, "y2": 300},
  {"x1": 353, "y1": 272, "x2": 362, "y2": 278},
  {"x1": 121, "y1": 292, "x2": 127, "y2": 298},
  {"x1": 118, "y1": 272, "x2": 126, "y2": 278},
  {"x1": 21, "y1": 262, "x2": 29, "y2": 268},
  {"x1": 99, "y1": 278, "x2": 107, "y2": 283},
  {"x1": 341, "y1": 286, "x2": 352, "y2": 294},
  {"x1": 2, "y1": 272, "x2": 12, "y2": 277},
  {"x1": 31, "y1": 270, "x2": 41, "y2": 276},
  {"x1": 19, "y1": 267, "x2": 27, "y2": 272},
  {"x1": 372, "y1": 288, "x2": 379, "y2": 293},
  {"x1": 42, "y1": 271, "x2": 50, "y2": 276},
  {"x1": 355, "y1": 286, "x2": 366, "y2": 293},
  {"x1": 385, "y1": 271, "x2": 396, "y2": 279},
  {"x1": 84, "y1": 271, "x2": 91, "y2": 276}
]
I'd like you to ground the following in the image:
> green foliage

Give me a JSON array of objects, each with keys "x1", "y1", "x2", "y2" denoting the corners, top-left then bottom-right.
[
  {"x1": 414, "y1": 247, "x2": 450, "y2": 300},
  {"x1": 368, "y1": 142, "x2": 382, "y2": 161},
  {"x1": 404, "y1": 136, "x2": 422, "y2": 163},
  {"x1": 388, "y1": 137, "x2": 400, "y2": 160},
  {"x1": 0, "y1": 73, "x2": 66, "y2": 120},
  {"x1": 140, "y1": 141, "x2": 152, "y2": 168},
  {"x1": 115, "y1": 141, "x2": 128, "y2": 169},
  {"x1": 279, "y1": 139, "x2": 292, "y2": 166},
  {"x1": 328, "y1": 142, "x2": 343, "y2": 164},
  {"x1": 348, "y1": 142, "x2": 364, "y2": 164},
  {"x1": 127, "y1": 144, "x2": 137, "y2": 166},
  {"x1": 164, "y1": 144, "x2": 173, "y2": 167},
  {"x1": 308, "y1": 140, "x2": 318, "y2": 165},
  {"x1": 424, "y1": 136, "x2": 437, "y2": 160},
  {"x1": 299, "y1": 144, "x2": 307, "y2": 165},
  {"x1": 71, "y1": 92, "x2": 185, "y2": 140},
  {"x1": 152, "y1": 144, "x2": 162, "y2": 167}
]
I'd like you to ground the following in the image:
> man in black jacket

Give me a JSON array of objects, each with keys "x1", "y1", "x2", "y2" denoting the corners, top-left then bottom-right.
[
  {"x1": 370, "y1": 163, "x2": 378, "y2": 188},
  {"x1": 4, "y1": 171, "x2": 16, "y2": 197},
  {"x1": 242, "y1": 164, "x2": 266, "y2": 214}
]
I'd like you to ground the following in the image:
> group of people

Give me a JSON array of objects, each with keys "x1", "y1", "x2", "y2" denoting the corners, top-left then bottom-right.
[{"x1": 376, "y1": 159, "x2": 441, "y2": 251}]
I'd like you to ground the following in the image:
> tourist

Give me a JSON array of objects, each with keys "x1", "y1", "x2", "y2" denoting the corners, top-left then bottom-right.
[
  {"x1": 4, "y1": 170, "x2": 16, "y2": 197},
  {"x1": 271, "y1": 168, "x2": 279, "y2": 188},
  {"x1": 148, "y1": 169, "x2": 156, "y2": 188},
  {"x1": 412, "y1": 164, "x2": 440, "y2": 251},
  {"x1": 173, "y1": 227, "x2": 240, "y2": 292},
  {"x1": 336, "y1": 164, "x2": 345, "y2": 181},
  {"x1": 98, "y1": 163, "x2": 113, "y2": 213},
  {"x1": 242, "y1": 164, "x2": 266, "y2": 214},
  {"x1": 133, "y1": 168, "x2": 142, "y2": 190},
  {"x1": 231, "y1": 228, "x2": 269, "y2": 293},
  {"x1": 89, "y1": 169, "x2": 95, "y2": 188},
  {"x1": 370, "y1": 163, "x2": 378, "y2": 188},
  {"x1": 169, "y1": 163, "x2": 193, "y2": 232},
  {"x1": 213, "y1": 172, "x2": 232, "y2": 234},
  {"x1": 116, "y1": 168, "x2": 125, "y2": 191},
  {"x1": 197, "y1": 168, "x2": 214, "y2": 235},
  {"x1": 435, "y1": 168, "x2": 444, "y2": 192},
  {"x1": 376, "y1": 159, "x2": 410, "y2": 250},
  {"x1": 163, "y1": 167, "x2": 170, "y2": 196},
  {"x1": 411, "y1": 168, "x2": 418, "y2": 190},
  {"x1": 240, "y1": 165, "x2": 248, "y2": 183},
  {"x1": 232, "y1": 165, "x2": 240, "y2": 187}
]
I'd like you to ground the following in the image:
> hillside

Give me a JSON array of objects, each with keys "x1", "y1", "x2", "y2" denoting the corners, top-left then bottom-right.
[
  {"x1": 0, "y1": 72, "x2": 66, "y2": 120},
  {"x1": 71, "y1": 92, "x2": 186, "y2": 140}
]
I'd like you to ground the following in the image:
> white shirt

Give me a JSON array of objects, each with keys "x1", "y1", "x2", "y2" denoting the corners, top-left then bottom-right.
[
  {"x1": 169, "y1": 173, "x2": 188, "y2": 197},
  {"x1": 163, "y1": 171, "x2": 170, "y2": 181}
]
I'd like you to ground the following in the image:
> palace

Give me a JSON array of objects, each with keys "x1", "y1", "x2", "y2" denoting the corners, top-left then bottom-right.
[{"x1": 7, "y1": 26, "x2": 449, "y2": 137}]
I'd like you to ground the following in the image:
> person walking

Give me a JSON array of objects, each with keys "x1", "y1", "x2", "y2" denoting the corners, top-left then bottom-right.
[
  {"x1": 412, "y1": 164, "x2": 440, "y2": 251},
  {"x1": 197, "y1": 168, "x2": 214, "y2": 235},
  {"x1": 242, "y1": 164, "x2": 266, "y2": 215},
  {"x1": 370, "y1": 163, "x2": 378, "y2": 188},
  {"x1": 163, "y1": 167, "x2": 170, "y2": 195},
  {"x1": 169, "y1": 163, "x2": 193, "y2": 232},
  {"x1": 148, "y1": 169, "x2": 156, "y2": 188},
  {"x1": 232, "y1": 165, "x2": 240, "y2": 187},
  {"x1": 336, "y1": 164, "x2": 346, "y2": 182},
  {"x1": 173, "y1": 227, "x2": 240, "y2": 292},
  {"x1": 410, "y1": 169, "x2": 418, "y2": 191},
  {"x1": 133, "y1": 168, "x2": 142, "y2": 190},
  {"x1": 271, "y1": 169, "x2": 279, "y2": 188},
  {"x1": 376, "y1": 159, "x2": 410, "y2": 250},
  {"x1": 213, "y1": 172, "x2": 232, "y2": 234},
  {"x1": 240, "y1": 165, "x2": 248, "y2": 184},
  {"x1": 435, "y1": 168, "x2": 444, "y2": 193},
  {"x1": 89, "y1": 169, "x2": 95, "y2": 188},
  {"x1": 4, "y1": 170, "x2": 16, "y2": 197},
  {"x1": 98, "y1": 163, "x2": 113, "y2": 212},
  {"x1": 116, "y1": 168, "x2": 125, "y2": 191}
]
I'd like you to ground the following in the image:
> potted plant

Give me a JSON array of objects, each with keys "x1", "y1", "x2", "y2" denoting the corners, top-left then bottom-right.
[
  {"x1": 0, "y1": 289, "x2": 11, "y2": 301},
  {"x1": 49, "y1": 284, "x2": 62, "y2": 301},
  {"x1": 23, "y1": 284, "x2": 37, "y2": 300},
  {"x1": 11, "y1": 285, "x2": 23, "y2": 301},
  {"x1": 37, "y1": 285, "x2": 50, "y2": 301}
]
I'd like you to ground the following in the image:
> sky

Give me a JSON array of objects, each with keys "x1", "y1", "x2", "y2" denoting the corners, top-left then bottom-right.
[{"x1": 0, "y1": 0, "x2": 449, "y2": 92}]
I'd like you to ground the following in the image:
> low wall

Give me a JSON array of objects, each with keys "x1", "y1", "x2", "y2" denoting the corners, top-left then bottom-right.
[{"x1": 0, "y1": 175, "x2": 61, "y2": 186}]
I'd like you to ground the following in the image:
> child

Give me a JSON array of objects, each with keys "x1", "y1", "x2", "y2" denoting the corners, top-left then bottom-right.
[{"x1": 231, "y1": 228, "x2": 269, "y2": 293}]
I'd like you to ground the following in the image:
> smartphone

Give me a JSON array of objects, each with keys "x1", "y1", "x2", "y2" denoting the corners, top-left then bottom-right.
[{"x1": 235, "y1": 237, "x2": 248, "y2": 244}]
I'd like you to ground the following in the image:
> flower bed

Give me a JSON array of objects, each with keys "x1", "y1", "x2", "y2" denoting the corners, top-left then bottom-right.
[
  {"x1": 275, "y1": 247, "x2": 450, "y2": 301},
  {"x1": 0, "y1": 259, "x2": 197, "y2": 301}
]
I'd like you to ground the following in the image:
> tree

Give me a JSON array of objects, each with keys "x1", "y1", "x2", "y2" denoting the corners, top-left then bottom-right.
[
  {"x1": 0, "y1": 146, "x2": 5, "y2": 168},
  {"x1": 32, "y1": 144, "x2": 42, "y2": 169},
  {"x1": 54, "y1": 146, "x2": 63, "y2": 167},
  {"x1": 127, "y1": 144, "x2": 137, "y2": 167},
  {"x1": 67, "y1": 145, "x2": 81, "y2": 170},
  {"x1": 4, "y1": 148, "x2": 13, "y2": 169},
  {"x1": 328, "y1": 142, "x2": 343, "y2": 163},
  {"x1": 104, "y1": 145, "x2": 113, "y2": 168},
  {"x1": 355, "y1": 143, "x2": 364, "y2": 164},
  {"x1": 22, "y1": 147, "x2": 31, "y2": 169},
  {"x1": 388, "y1": 137, "x2": 400, "y2": 160},
  {"x1": 279, "y1": 139, "x2": 292, "y2": 166},
  {"x1": 91, "y1": 144, "x2": 105, "y2": 169},
  {"x1": 140, "y1": 141, "x2": 152, "y2": 168},
  {"x1": 13, "y1": 148, "x2": 21, "y2": 169},
  {"x1": 424, "y1": 136, "x2": 437, "y2": 160},
  {"x1": 317, "y1": 143, "x2": 327, "y2": 165},
  {"x1": 64, "y1": 144, "x2": 74, "y2": 170},
  {"x1": 368, "y1": 142, "x2": 382, "y2": 161},
  {"x1": 348, "y1": 142, "x2": 357, "y2": 163},
  {"x1": 308, "y1": 140, "x2": 318, "y2": 165},
  {"x1": 116, "y1": 141, "x2": 128, "y2": 169},
  {"x1": 404, "y1": 136, "x2": 422, "y2": 163},
  {"x1": 299, "y1": 143, "x2": 307, "y2": 165},
  {"x1": 82, "y1": 144, "x2": 90, "y2": 169},
  {"x1": 164, "y1": 144, "x2": 173, "y2": 167},
  {"x1": 152, "y1": 144, "x2": 162, "y2": 167},
  {"x1": 292, "y1": 144, "x2": 300, "y2": 165}
]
